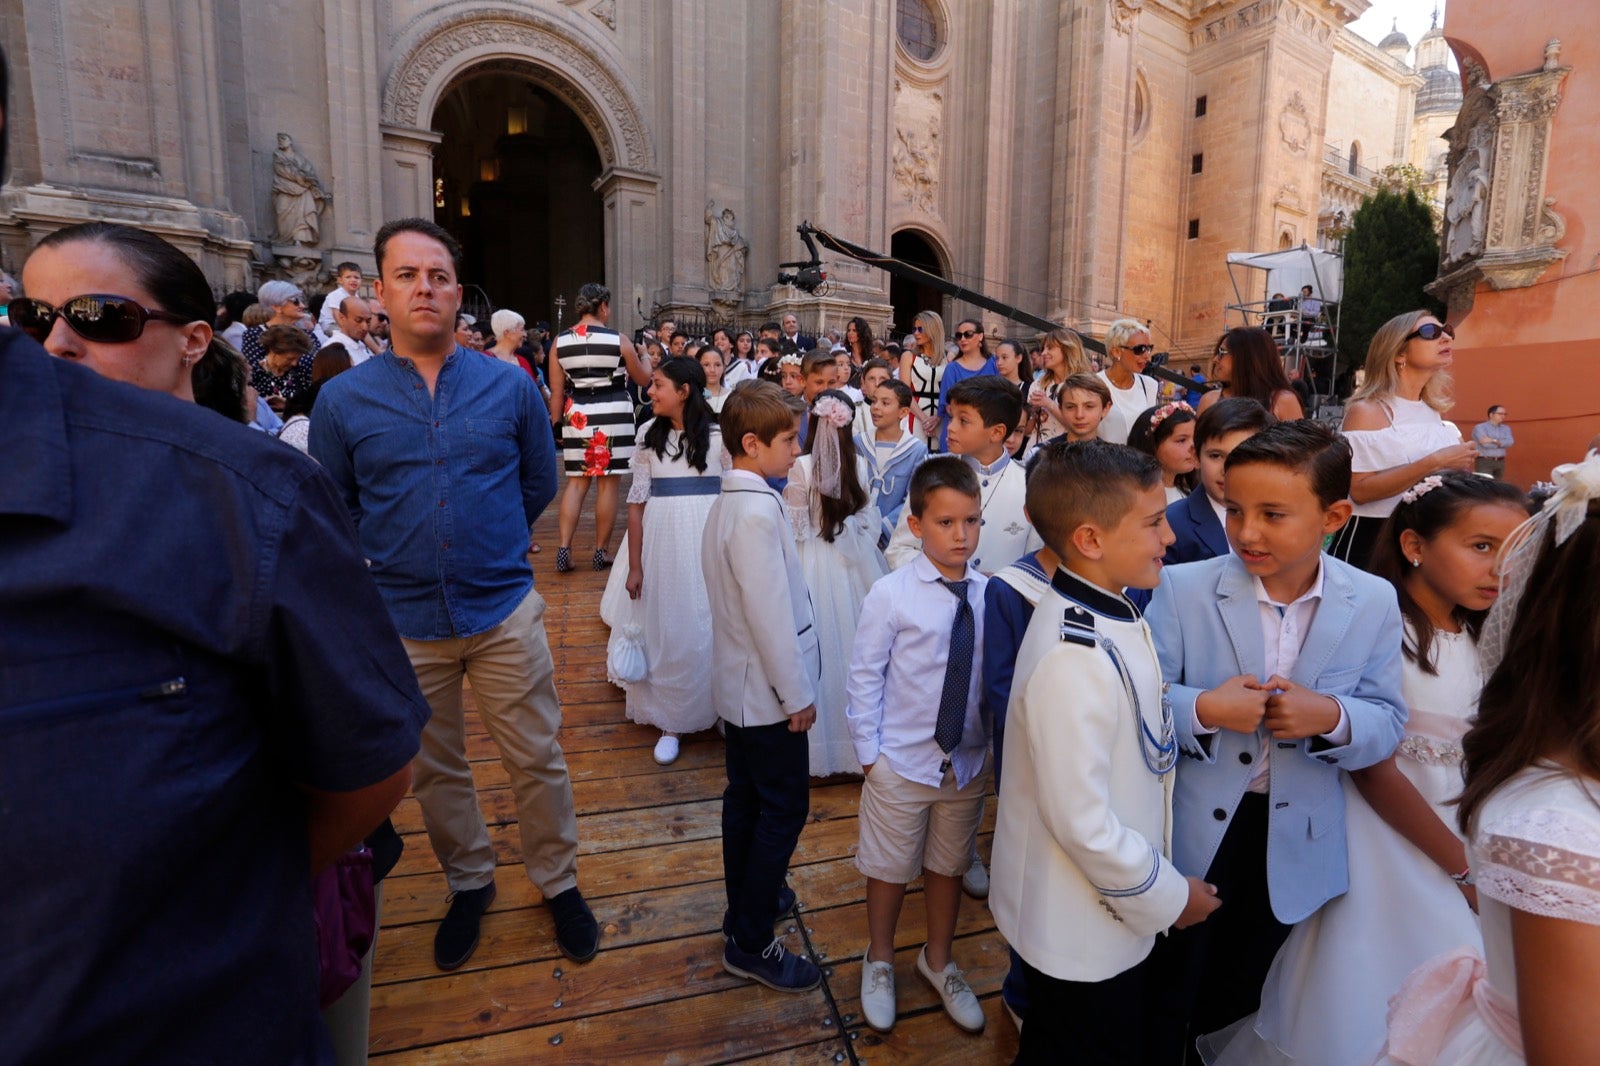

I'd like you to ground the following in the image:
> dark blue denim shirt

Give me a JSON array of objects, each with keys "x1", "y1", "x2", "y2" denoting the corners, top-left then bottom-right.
[
  {"x1": 310, "y1": 347, "x2": 559, "y2": 640},
  {"x1": 0, "y1": 329, "x2": 428, "y2": 1064}
]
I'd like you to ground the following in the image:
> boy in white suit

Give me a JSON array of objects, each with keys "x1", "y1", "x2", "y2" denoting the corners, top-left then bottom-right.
[
  {"x1": 1143, "y1": 420, "x2": 1406, "y2": 1063},
  {"x1": 991, "y1": 441, "x2": 1220, "y2": 1064},
  {"x1": 701, "y1": 381, "x2": 822, "y2": 993}
]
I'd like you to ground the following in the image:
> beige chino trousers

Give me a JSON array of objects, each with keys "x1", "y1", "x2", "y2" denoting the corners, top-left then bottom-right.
[{"x1": 402, "y1": 588, "x2": 580, "y2": 898}]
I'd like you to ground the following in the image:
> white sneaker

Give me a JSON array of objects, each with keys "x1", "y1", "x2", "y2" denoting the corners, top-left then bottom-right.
[
  {"x1": 962, "y1": 857, "x2": 990, "y2": 899},
  {"x1": 653, "y1": 734, "x2": 680, "y2": 765},
  {"x1": 859, "y1": 951, "x2": 897, "y2": 1032},
  {"x1": 917, "y1": 946, "x2": 985, "y2": 1033}
]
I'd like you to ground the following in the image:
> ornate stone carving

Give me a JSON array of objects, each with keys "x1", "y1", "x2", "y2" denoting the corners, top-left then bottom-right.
[
  {"x1": 1191, "y1": 0, "x2": 1328, "y2": 48},
  {"x1": 563, "y1": 0, "x2": 616, "y2": 30},
  {"x1": 271, "y1": 133, "x2": 329, "y2": 246},
  {"x1": 1278, "y1": 92, "x2": 1311, "y2": 155},
  {"x1": 705, "y1": 199, "x2": 748, "y2": 300},
  {"x1": 1428, "y1": 46, "x2": 1571, "y2": 316},
  {"x1": 383, "y1": 7, "x2": 654, "y2": 172},
  {"x1": 1112, "y1": 0, "x2": 1144, "y2": 36},
  {"x1": 893, "y1": 82, "x2": 942, "y2": 217}
]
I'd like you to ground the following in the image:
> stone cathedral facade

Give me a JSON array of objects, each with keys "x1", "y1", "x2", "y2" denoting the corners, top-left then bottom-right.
[{"x1": 0, "y1": 0, "x2": 1453, "y2": 356}]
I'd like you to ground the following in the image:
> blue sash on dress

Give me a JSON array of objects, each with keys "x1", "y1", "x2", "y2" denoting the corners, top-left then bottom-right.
[{"x1": 650, "y1": 476, "x2": 721, "y2": 497}]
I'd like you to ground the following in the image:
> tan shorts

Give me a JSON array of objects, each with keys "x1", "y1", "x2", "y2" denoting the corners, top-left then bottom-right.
[{"x1": 855, "y1": 755, "x2": 990, "y2": 883}]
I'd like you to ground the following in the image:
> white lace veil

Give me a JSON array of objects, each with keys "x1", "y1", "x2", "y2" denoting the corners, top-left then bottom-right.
[
  {"x1": 1479, "y1": 450, "x2": 1600, "y2": 679},
  {"x1": 810, "y1": 395, "x2": 854, "y2": 499}
]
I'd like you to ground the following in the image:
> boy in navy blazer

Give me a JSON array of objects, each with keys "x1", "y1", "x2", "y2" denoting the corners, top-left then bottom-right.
[
  {"x1": 1143, "y1": 421, "x2": 1406, "y2": 1063},
  {"x1": 1165, "y1": 397, "x2": 1277, "y2": 566}
]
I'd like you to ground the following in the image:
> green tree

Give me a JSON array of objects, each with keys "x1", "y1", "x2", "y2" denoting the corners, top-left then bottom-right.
[{"x1": 1338, "y1": 186, "x2": 1445, "y2": 379}]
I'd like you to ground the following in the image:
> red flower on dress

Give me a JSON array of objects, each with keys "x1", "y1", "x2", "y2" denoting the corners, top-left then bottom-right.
[
  {"x1": 583, "y1": 430, "x2": 612, "y2": 477},
  {"x1": 573, "y1": 323, "x2": 589, "y2": 338},
  {"x1": 563, "y1": 396, "x2": 575, "y2": 415},
  {"x1": 568, "y1": 408, "x2": 590, "y2": 431}
]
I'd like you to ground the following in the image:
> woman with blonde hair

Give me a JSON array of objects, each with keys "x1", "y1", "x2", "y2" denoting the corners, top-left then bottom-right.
[
  {"x1": 1332, "y1": 309, "x2": 1477, "y2": 569},
  {"x1": 1025, "y1": 327, "x2": 1092, "y2": 444},
  {"x1": 897, "y1": 309, "x2": 946, "y2": 449},
  {"x1": 1095, "y1": 317, "x2": 1160, "y2": 444}
]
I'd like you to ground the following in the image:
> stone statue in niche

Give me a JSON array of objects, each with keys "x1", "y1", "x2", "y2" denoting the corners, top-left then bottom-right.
[
  {"x1": 272, "y1": 133, "x2": 329, "y2": 246},
  {"x1": 705, "y1": 200, "x2": 748, "y2": 295},
  {"x1": 1444, "y1": 133, "x2": 1491, "y2": 264}
]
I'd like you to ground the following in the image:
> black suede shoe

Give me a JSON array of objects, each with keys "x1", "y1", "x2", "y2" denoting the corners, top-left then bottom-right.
[
  {"x1": 433, "y1": 883, "x2": 496, "y2": 971},
  {"x1": 723, "y1": 936, "x2": 821, "y2": 993},
  {"x1": 547, "y1": 886, "x2": 600, "y2": 963},
  {"x1": 721, "y1": 884, "x2": 798, "y2": 937}
]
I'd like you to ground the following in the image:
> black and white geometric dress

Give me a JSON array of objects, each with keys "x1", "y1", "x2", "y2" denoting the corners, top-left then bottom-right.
[{"x1": 556, "y1": 323, "x2": 636, "y2": 476}]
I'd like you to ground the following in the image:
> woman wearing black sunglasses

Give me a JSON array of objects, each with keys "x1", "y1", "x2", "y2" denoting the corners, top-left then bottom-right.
[
  {"x1": 17, "y1": 222, "x2": 244, "y2": 420},
  {"x1": 1095, "y1": 317, "x2": 1160, "y2": 444},
  {"x1": 1333, "y1": 309, "x2": 1477, "y2": 569}
]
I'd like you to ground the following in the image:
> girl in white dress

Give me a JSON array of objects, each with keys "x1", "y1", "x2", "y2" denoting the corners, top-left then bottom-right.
[
  {"x1": 1379, "y1": 450, "x2": 1600, "y2": 1065},
  {"x1": 601, "y1": 356, "x2": 725, "y2": 765},
  {"x1": 1202, "y1": 471, "x2": 1530, "y2": 1066},
  {"x1": 785, "y1": 390, "x2": 889, "y2": 777}
]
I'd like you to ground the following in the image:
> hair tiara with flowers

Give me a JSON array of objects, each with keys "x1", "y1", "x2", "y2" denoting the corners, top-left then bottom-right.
[
  {"x1": 778, "y1": 353, "x2": 803, "y2": 368},
  {"x1": 1399, "y1": 475, "x2": 1444, "y2": 505},
  {"x1": 1148, "y1": 401, "x2": 1194, "y2": 429}
]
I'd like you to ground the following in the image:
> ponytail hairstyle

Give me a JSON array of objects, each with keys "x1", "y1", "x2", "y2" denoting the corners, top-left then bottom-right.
[
  {"x1": 34, "y1": 222, "x2": 235, "y2": 406},
  {"x1": 1369, "y1": 471, "x2": 1531, "y2": 674},
  {"x1": 641, "y1": 355, "x2": 714, "y2": 472},
  {"x1": 804, "y1": 389, "x2": 867, "y2": 542}
]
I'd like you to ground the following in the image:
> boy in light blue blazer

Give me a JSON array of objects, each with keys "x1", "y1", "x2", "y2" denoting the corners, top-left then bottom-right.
[{"x1": 1143, "y1": 420, "x2": 1406, "y2": 1064}]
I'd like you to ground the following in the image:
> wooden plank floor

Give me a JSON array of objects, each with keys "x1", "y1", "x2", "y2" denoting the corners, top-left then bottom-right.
[{"x1": 370, "y1": 503, "x2": 1021, "y2": 1065}]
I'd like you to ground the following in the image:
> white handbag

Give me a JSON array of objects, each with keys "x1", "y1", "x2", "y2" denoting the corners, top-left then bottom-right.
[{"x1": 606, "y1": 603, "x2": 648, "y2": 685}]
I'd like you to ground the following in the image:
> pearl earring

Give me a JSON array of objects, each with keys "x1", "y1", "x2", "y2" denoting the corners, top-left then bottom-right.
[{"x1": 1410, "y1": 557, "x2": 1421, "y2": 568}]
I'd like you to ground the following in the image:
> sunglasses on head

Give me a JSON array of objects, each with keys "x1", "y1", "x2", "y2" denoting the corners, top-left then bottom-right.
[
  {"x1": 1406, "y1": 322, "x2": 1454, "y2": 341},
  {"x1": 954, "y1": 329, "x2": 981, "y2": 340},
  {"x1": 10, "y1": 294, "x2": 191, "y2": 345},
  {"x1": 1123, "y1": 343, "x2": 1154, "y2": 355}
]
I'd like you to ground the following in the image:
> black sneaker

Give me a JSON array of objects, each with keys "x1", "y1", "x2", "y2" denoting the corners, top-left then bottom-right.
[
  {"x1": 547, "y1": 886, "x2": 600, "y2": 963},
  {"x1": 721, "y1": 884, "x2": 798, "y2": 937},
  {"x1": 723, "y1": 936, "x2": 821, "y2": 992},
  {"x1": 433, "y1": 883, "x2": 496, "y2": 971}
]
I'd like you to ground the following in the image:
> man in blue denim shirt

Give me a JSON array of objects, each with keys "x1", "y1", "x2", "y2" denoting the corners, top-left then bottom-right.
[
  {"x1": 311, "y1": 218, "x2": 598, "y2": 970},
  {"x1": 0, "y1": 327, "x2": 427, "y2": 1064}
]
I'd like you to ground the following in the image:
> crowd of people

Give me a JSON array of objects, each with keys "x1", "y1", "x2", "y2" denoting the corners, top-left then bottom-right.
[{"x1": 5, "y1": 209, "x2": 1599, "y2": 1066}]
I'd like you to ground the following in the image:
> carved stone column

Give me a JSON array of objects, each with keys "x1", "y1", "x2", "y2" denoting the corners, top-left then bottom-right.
[
  {"x1": 595, "y1": 166, "x2": 662, "y2": 338},
  {"x1": 1429, "y1": 46, "x2": 1571, "y2": 317},
  {"x1": 322, "y1": 0, "x2": 386, "y2": 272}
]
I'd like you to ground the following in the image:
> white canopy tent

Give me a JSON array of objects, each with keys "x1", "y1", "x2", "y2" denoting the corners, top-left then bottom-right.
[{"x1": 1225, "y1": 243, "x2": 1343, "y2": 305}]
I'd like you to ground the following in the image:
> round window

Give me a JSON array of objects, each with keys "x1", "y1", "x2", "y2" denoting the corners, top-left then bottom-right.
[{"x1": 897, "y1": 0, "x2": 943, "y2": 63}]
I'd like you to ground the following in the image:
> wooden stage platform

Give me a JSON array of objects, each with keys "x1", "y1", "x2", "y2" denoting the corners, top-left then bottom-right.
[{"x1": 368, "y1": 512, "x2": 1020, "y2": 1064}]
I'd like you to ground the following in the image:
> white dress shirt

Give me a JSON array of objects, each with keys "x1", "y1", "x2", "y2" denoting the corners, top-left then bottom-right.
[
  {"x1": 1194, "y1": 558, "x2": 1351, "y2": 792},
  {"x1": 327, "y1": 330, "x2": 373, "y2": 366},
  {"x1": 847, "y1": 554, "x2": 989, "y2": 788}
]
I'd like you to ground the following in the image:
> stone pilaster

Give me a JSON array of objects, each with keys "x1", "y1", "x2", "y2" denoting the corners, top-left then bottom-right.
[{"x1": 322, "y1": 0, "x2": 386, "y2": 271}]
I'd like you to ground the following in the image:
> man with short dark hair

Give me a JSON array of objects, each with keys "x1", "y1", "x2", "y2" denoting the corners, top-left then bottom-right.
[
  {"x1": 1473, "y1": 405, "x2": 1515, "y2": 479},
  {"x1": 311, "y1": 217, "x2": 599, "y2": 972}
]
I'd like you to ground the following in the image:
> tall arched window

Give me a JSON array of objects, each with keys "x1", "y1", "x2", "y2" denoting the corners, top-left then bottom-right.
[{"x1": 1348, "y1": 141, "x2": 1361, "y2": 176}]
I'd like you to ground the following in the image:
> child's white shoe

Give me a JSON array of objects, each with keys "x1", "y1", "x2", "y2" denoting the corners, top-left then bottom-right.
[
  {"x1": 652, "y1": 734, "x2": 680, "y2": 765},
  {"x1": 961, "y1": 856, "x2": 989, "y2": 898},
  {"x1": 860, "y1": 951, "x2": 897, "y2": 1032},
  {"x1": 917, "y1": 946, "x2": 985, "y2": 1033}
]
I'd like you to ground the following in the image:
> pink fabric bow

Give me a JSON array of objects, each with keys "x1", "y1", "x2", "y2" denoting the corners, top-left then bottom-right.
[{"x1": 1381, "y1": 947, "x2": 1523, "y2": 1064}]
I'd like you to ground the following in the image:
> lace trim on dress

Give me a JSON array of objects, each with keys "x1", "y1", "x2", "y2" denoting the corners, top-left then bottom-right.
[
  {"x1": 1474, "y1": 807, "x2": 1600, "y2": 924},
  {"x1": 1396, "y1": 734, "x2": 1464, "y2": 767},
  {"x1": 626, "y1": 446, "x2": 652, "y2": 504}
]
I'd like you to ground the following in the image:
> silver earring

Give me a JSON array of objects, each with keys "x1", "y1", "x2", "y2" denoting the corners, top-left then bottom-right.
[
  {"x1": 180, "y1": 356, "x2": 192, "y2": 368},
  {"x1": 1410, "y1": 557, "x2": 1421, "y2": 568}
]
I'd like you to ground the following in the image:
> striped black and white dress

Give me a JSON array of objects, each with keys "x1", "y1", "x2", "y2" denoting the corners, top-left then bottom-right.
[{"x1": 557, "y1": 323, "x2": 636, "y2": 476}]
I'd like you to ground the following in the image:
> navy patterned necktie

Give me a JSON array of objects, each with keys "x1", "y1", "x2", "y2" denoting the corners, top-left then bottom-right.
[{"x1": 934, "y1": 578, "x2": 975, "y2": 754}]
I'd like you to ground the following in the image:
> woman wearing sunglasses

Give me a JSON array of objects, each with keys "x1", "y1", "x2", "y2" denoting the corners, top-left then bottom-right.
[
  {"x1": 1197, "y1": 326, "x2": 1304, "y2": 420},
  {"x1": 935, "y1": 318, "x2": 997, "y2": 450},
  {"x1": 16, "y1": 222, "x2": 244, "y2": 418},
  {"x1": 1333, "y1": 310, "x2": 1477, "y2": 569},
  {"x1": 897, "y1": 309, "x2": 945, "y2": 449},
  {"x1": 1095, "y1": 317, "x2": 1160, "y2": 444},
  {"x1": 239, "y1": 279, "x2": 322, "y2": 373}
]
